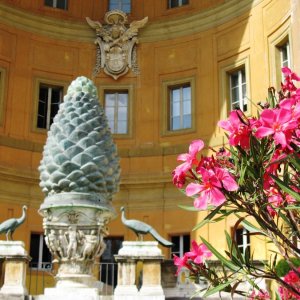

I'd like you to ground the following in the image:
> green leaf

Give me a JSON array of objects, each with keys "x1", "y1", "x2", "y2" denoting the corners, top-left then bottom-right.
[
  {"x1": 290, "y1": 154, "x2": 300, "y2": 170},
  {"x1": 192, "y1": 205, "x2": 224, "y2": 230},
  {"x1": 201, "y1": 237, "x2": 240, "y2": 271},
  {"x1": 193, "y1": 218, "x2": 212, "y2": 231},
  {"x1": 270, "y1": 174, "x2": 300, "y2": 201},
  {"x1": 275, "y1": 291, "x2": 281, "y2": 300},
  {"x1": 177, "y1": 204, "x2": 200, "y2": 211},
  {"x1": 241, "y1": 219, "x2": 267, "y2": 236},
  {"x1": 202, "y1": 280, "x2": 235, "y2": 297}
]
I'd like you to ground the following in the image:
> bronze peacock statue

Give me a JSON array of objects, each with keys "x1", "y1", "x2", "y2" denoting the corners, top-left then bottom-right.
[
  {"x1": 0, "y1": 205, "x2": 27, "y2": 240},
  {"x1": 120, "y1": 206, "x2": 173, "y2": 247}
]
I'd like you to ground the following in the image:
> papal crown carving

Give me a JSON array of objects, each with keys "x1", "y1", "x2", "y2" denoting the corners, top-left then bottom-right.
[{"x1": 86, "y1": 10, "x2": 148, "y2": 80}]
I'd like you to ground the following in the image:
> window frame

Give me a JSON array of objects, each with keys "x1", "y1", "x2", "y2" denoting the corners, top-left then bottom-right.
[
  {"x1": 219, "y1": 56, "x2": 251, "y2": 120},
  {"x1": 268, "y1": 23, "x2": 292, "y2": 89},
  {"x1": 234, "y1": 227, "x2": 250, "y2": 255},
  {"x1": 99, "y1": 84, "x2": 134, "y2": 139},
  {"x1": 161, "y1": 76, "x2": 195, "y2": 136},
  {"x1": 104, "y1": 90, "x2": 129, "y2": 135},
  {"x1": 29, "y1": 232, "x2": 52, "y2": 271},
  {"x1": 44, "y1": 0, "x2": 68, "y2": 10},
  {"x1": 108, "y1": 0, "x2": 131, "y2": 13},
  {"x1": 275, "y1": 37, "x2": 292, "y2": 84},
  {"x1": 167, "y1": 0, "x2": 189, "y2": 9},
  {"x1": 170, "y1": 233, "x2": 190, "y2": 259},
  {"x1": 32, "y1": 78, "x2": 68, "y2": 133},
  {"x1": 228, "y1": 67, "x2": 247, "y2": 112}
]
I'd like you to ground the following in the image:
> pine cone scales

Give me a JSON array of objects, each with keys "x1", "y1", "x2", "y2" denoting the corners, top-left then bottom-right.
[{"x1": 39, "y1": 77, "x2": 120, "y2": 202}]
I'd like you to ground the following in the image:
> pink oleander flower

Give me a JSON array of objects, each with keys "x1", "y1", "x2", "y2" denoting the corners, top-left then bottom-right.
[
  {"x1": 172, "y1": 139, "x2": 205, "y2": 187},
  {"x1": 218, "y1": 110, "x2": 252, "y2": 149},
  {"x1": 248, "y1": 290, "x2": 270, "y2": 300},
  {"x1": 281, "y1": 67, "x2": 300, "y2": 93},
  {"x1": 172, "y1": 167, "x2": 187, "y2": 188},
  {"x1": 177, "y1": 139, "x2": 204, "y2": 168},
  {"x1": 263, "y1": 150, "x2": 288, "y2": 190},
  {"x1": 173, "y1": 254, "x2": 189, "y2": 275},
  {"x1": 185, "y1": 240, "x2": 212, "y2": 264},
  {"x1": 278, "y1": 267, "x2": 300, "y2": 300},
  {"x1": 186, "y1": 167, "x2": 238, "y2": 209},
  {"x1": 215, "y1": 167, "x2": 239, "y2": 192},
  {"x1": 255, "y1": 108, "x2": 297, "y2": 148}
]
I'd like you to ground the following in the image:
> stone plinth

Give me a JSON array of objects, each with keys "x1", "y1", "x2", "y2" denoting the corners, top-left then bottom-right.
[
  {"x1": 114, "y1": 241, "x2": 165, "y2": 300},
  {"x1": 0, "y1": 241, "x2": 30, "y2": 300}
]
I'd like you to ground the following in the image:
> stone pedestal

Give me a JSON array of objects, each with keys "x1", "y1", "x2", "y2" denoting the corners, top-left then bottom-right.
[
  {"x1": 114, "y1": 241, "x2": 165, "y2": 300},
  {"x1": 0, "y1": 241, "x2": 30, "y2": 300},
  {"x1": 38, "y1": 194, "x2": 116, "y2": 300}
]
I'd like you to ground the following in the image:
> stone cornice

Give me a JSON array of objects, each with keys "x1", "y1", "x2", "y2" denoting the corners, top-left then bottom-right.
[
  {"x1": 0, "y1": 0, "x2": 262, "y2": 43},
  {"x1": 0, "y1": 165, "x2": 171, "y2": 187},
  {"x1": 0, "y1": 135, "x2": 224, "y2": 156}
]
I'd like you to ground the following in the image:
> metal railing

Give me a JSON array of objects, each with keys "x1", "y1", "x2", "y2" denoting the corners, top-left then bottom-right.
[{"x1": 27, "y1": 262, "x2": 118, "y2": 296}]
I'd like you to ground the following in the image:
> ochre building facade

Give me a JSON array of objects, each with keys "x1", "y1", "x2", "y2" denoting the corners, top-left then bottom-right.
[{"x1": 0, "y1": 0, "x2": 299, "y2": 292}]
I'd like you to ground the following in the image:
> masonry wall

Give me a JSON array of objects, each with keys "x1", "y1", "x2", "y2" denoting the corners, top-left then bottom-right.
[{"x1": 0, "y1": 0, "x2": 298, "y2": 282}]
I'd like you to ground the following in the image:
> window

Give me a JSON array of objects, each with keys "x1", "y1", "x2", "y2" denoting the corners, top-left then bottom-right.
[
  {"x1": 279, "y1": 42, "x2": 290, "y2": 69},
  {"x1": 170, "y1": 234, "x2": 190, "y2": 258},
  {"x1": 234, "y1": 228, "x2": 250, "y2": 255},
  {"x1": 29, "y1": 233, "x2": 52, "y2": 270},
  {"x1": 104, "y1": 91, "x2": 129, "y2": 134},
  {"x1": 37, "y1": 83, "x2": 63, "y2": 130},
  {"x1": 45, "y1": 0, "x2": 68, "y2": 10},
  {"x1": 100, "y1": 237, "x2": 123, "y2": 288},
  {"x1": 229, "y1": 67, "x2": 247, "y2": 112},
  {"x1": 169, "y1": 83, "x2": 191, "y2": 131},
  {"x1": 109, "y1": 0, "x2": 131, "y2": 13},
  {"x1": 168, "y1": 0, "x2": 189, "y2": 9},
  {"x1": 277, "y1": 40, "x2": 291, "y2": 82},
  {"x1": 162, "y1": 77, "x2": 195, "y2": 135}
]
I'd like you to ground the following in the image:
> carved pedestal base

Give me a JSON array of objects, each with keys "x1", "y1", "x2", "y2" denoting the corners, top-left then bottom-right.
[
  {"x1": 39, "y1": 193, "x2": 115, "y2": 295},
  {"x1": 0, "y1": 241, "x2": 30, "y2": 300}
]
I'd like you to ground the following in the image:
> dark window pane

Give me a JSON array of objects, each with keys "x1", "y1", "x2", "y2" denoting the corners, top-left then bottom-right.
[
  {"x1": 183, "y1": 235, "x2": 190, "y2": 253},
  {"x1": 38, "y1": 101, "x2": 46, "y2": 117},
  {"x1": 37, "y1": 86, "x2": 49, "y2": 129},
  {"x1": 39, "y1": 86, "x2": 48, "y2": 102},
  {"x1": 231, "y1": 73, "x2": 239, "y2": 87},
  {"x1": 37, "y1": 116, "x2": 46, "y2": 129},
  {"x1": 30, "y1": 234, "x2": 40, "y2": 264},
  {"x1": 169, "y1": 0, "x2": 189, "y2": 8},
  {"x1": 231, "y1": 87, "x2": 239, "y2": 102},
  {"x1": 235, "y1": 228, "x2": 243, "y2": 246},
  {"x1": 57, "y1": 0, "x2": 68, "y2": 9},
  {"x1": 171, "y1": 236, "x2": 180, "y2": 253},
  {"x1": 42, "y1": 236, "x2": 52, "y2": 263},
  {"x1": 44, "y1": 0, "x2": 53, "y2": 7},
  {"x1": 169, "y1": 0, "x2": 179, "y2": 8},
  {"x1": 102, "y1": 237, "x2": 124, "y2": 262}
]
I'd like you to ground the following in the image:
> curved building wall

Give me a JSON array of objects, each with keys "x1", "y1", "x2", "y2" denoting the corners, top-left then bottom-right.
[{"x1": 0, "y1": 0, "x2": 299, "y2": 268}]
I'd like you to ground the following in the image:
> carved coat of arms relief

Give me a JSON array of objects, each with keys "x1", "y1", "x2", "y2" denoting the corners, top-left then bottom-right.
[{"x1": 86, "y1": 10, "x2": 148, "y2": 80}]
